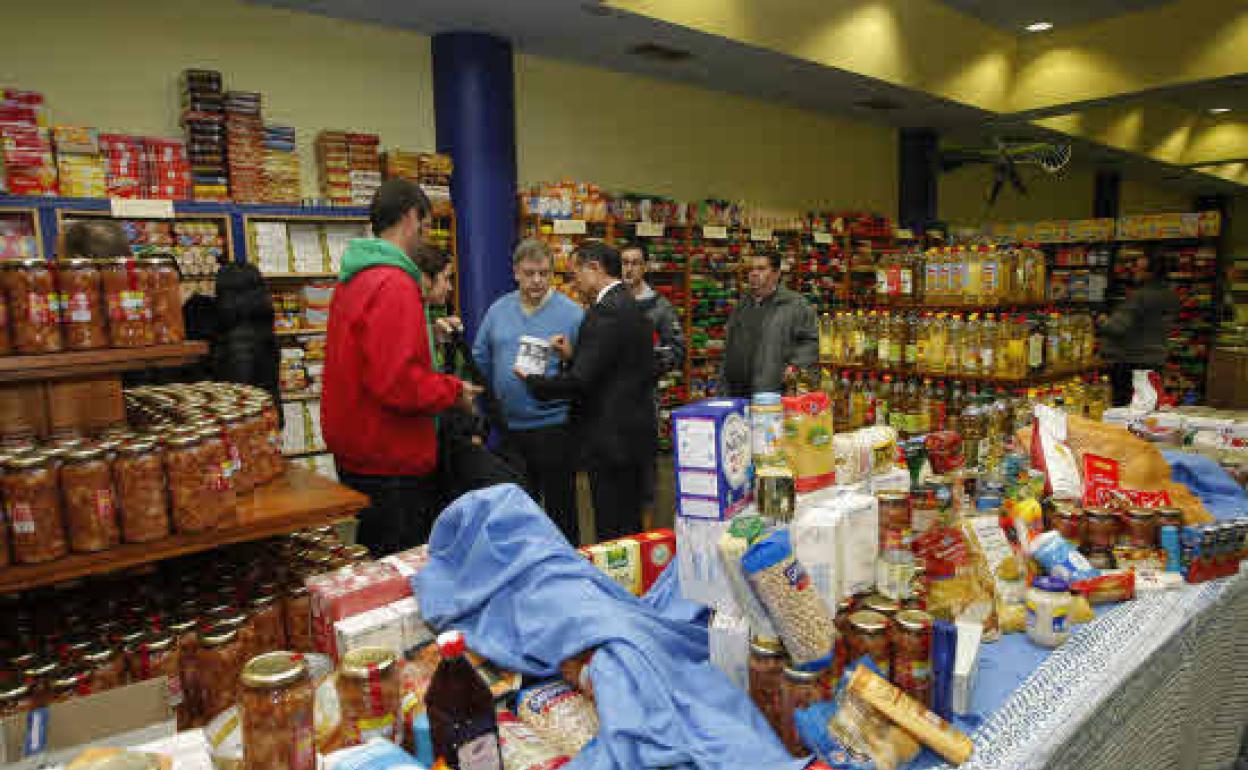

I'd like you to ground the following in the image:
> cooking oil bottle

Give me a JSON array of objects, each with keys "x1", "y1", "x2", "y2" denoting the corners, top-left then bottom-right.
[
  {"x1": 980, "y1": 313, "x2": 998, "y2": 377},
  {"x1": 961, "y1": 313, "x2": 981, "y2": 377},
  {"x1": 946, "y1": 314, "x2": 964, "y2": 376}
]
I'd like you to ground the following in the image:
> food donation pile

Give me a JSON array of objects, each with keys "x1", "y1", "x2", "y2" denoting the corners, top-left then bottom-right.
[{"x1": 671, "y1": 376, "x2": 1247, "y2": 769}]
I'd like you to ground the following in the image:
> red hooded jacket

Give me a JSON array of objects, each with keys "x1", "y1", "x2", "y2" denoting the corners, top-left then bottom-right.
[{"x1": 321, "y1": 262, "x2": 462, "y2": 477}]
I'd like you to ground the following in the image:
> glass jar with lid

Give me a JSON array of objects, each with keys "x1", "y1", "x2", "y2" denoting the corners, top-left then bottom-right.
[
  {"x1": 249, "y1": 593, "x2": 285, "y2": 653},
  {"x1": 219, "y1": 411, "x2": 254, "y2": 494},
  {"x1": 49, "y1": 667, "x2": 89, "y2": 703},
  {"x1": 167, "y1": 616, "x2": 200, "y2": 728},
  {"x1": 283, "y1": 583, "x2": 313, "y2": 652},
  {"x1": 1050, "y1": 502, "x2": 1086, "y2": 547},
  {"x1": 0, "y1": 678, "x2": 33, "y2": 718},
  {"x1": 165, "y1": 432, "x2": 216, "y2": 533},
  {"x1": 1122, "y1": 508, "x2": 1159, "y2": 548},
  {"x1": 143, "y1": 257, "x2": 185, "y2": 345},
  {"x1": 22, "y1": 657, "x2": 60, "y2": 706},
  {"x1": 194, "y1": 425, "x2": 237, "y2": 526},
  {"x1": 2, "y1": 259, "x2": 64, "y2": 353},
  {"x1": 1084, "y1": 508, "x2": 1120, "y2": 550},
  {"x1": 891, "y1": 609, "x2": 933, "y2": 705},
  {"x1": 779, "y1": 664, "x2": 823, "y2": 757},
  {"x1": 196, "y1": 625, "x2": 244, "y2": 723},
  {"x1": 113, "y1": 439, "x2": 170, "y2": 543},
  {"x1": 337, "y1": 646, "x2": 401, "y2": 747},
  {"x1": 3, "y1": 452, "x2": 68, "y2": 564},
  {"x1": 81, "y1": 644, "x2": 127, "y2": 694},
  {"x1": 242, "y1": 403, "x2": 274, "y2": 486},
  {"x1": 216, "y1": 608, "x2": 258, "y2": 663},
  {"x1": 846, "y1": 610, "x2": 892, "y2": 680},
  {"x1": 747, "y1": 637, "x2": 786, "y2": 739},
  {"x1": 56, "y1": 258, "x2": 107, "y2": 350},
  {"x1": 239, "y1": 651, "x2": 316, "y2": 770},
  {"x1": 60, "y1": 445, "x2": 120, "y2": 553},
  {"x1": 101, "y1": 257, "x2": 154, "y2": 347}
]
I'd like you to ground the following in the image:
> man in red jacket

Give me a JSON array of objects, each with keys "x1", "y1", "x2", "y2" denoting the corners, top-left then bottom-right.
[{"x1": 322, "y1": 180, "x2": 481, "y2": 555}]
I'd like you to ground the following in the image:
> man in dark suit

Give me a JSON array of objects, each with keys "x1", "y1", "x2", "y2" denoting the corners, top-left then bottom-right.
[{"x1": 515, "y1": 240, "x2": 657, "y2": 543}]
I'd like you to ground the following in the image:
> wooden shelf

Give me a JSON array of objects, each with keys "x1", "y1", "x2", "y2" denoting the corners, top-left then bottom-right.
[
  {"x1": 262, "y1": 272, "x2": 338, "y2": 280},
  {"x1": 0, "y1": 466, "x2": 367, "y2": 593},
  {"x1": 816, "y1": 361, "x2": 1102, "y2": 385},
  {"x1": 0, "y1": 342, "x2": 208, "y2": 384},
  {"x1": 276, "y1": 328, "x2": 327, "y2": 337}
]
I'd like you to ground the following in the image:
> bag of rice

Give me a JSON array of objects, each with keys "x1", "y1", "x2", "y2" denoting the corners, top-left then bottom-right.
[
  {"x1": 741, "y1": 529, "x2": 836, "y2": 669},
  {"x1": 716, "y1": 515, "x2": 780, "y2": 642}
]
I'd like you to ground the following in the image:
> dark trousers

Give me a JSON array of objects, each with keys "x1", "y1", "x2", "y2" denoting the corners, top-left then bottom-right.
[
  {"x1": 1109, "y1": 363, "x2": 1135, "y2": 407},
  {"x1": 504, "y1": 424, "x2": 579, "y2": 545},
  {"x1": 337, "y1": 469, "x2": 444, "y2": 556},
  {"x1": 589, "y1": 463, "x2": 646, "y2": 543}
]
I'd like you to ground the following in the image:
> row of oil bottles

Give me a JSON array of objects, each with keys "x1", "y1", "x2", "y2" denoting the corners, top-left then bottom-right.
[
  {"x1": 793, "y1": 369, "x2": 1113, "y2": 464},
  {"x1": 870, "y1": 245, "x2": 1048, "y2": 305},
  {"x1": 817, "y1": 309, "x2": 1098, "y2": 379}
]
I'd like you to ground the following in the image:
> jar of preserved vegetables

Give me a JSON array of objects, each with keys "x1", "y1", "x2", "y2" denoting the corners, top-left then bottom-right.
[
  {"x1": 239, "y1": 651, "x2": 315, "y2": 770},
  {"x1": 2, "y1": 259, "x2": 63, "y2": 353},
  {"x1": 3, "y1": 452, "x2": 68, "y2": 564},
  {"x1": 60, "y1": 445, "x2": 119, "y2": 553},
  {"x1": 113, "y1": 439, "x2": 170, "y2": 543},
  {"x1": 56, "y1": 258, "x2": 107, "y2": 350}
]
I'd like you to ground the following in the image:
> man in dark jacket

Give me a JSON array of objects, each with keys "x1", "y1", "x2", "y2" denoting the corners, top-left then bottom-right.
[
  {"x1": 1100, "y1": 248, "x2": 1180, "y2": 406},
  {"x1": 322, "y1": 180, "x2": 481, "y2": 554},
  {"x1": 517, "y1": 240, "x2": 657, "y2": 542},
  {"x1": 721, "y1": 251, "x2": 819, "y2": 397}
]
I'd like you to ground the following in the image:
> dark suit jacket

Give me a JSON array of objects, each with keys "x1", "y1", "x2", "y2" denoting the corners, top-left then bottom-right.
[{"x1": 525, "y1": 283, "x2": 657, "y2": 468}]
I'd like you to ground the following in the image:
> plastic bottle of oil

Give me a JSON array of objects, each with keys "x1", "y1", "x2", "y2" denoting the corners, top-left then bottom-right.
[
  {"x1": 946, "y1": 314, "x2": 964, "y2": 376},
  {"x1": 980, "y1": 313, "x2": 998, "y2": 378},
  {"x1": 848, "y1": 372, "x2": 867, "y2": 430},
  {"x1": 928, "y1": 313, "x2": 947, "y2": 375},
  {"x1": 961, "y1": 313, "x2": 981, "y2": 377},
  {"x1": 819, "y1": 313, "x2": 833, "y2": 364},
  {"x1": 928, "y1": 379, "x2": 948, "y2": 433}
]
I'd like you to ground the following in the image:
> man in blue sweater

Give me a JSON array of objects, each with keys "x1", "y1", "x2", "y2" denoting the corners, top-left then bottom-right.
[{"x1": 473, "y1": 239, "x2": 585, "y2": 542}]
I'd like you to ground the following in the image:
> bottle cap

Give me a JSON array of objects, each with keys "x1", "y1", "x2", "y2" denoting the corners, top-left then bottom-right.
[{"x1": 436, "y1": 630, "x2": 466, "y2": 658}]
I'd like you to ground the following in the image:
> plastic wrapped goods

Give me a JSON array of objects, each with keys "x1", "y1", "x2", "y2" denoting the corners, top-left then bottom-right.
[
  {"x1": 741, "y1": 529, "x2": 837, "y2": 669},
  {"x1": 515, "y1": 680, "x2": 599, "y2": 757},
  {"x1": 716, "y1": 515, "x2": 779, "y2": 641}
]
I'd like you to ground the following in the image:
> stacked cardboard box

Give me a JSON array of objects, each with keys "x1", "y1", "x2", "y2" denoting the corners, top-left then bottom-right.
[
  {"x1": 262, "y1": 124, "x2": 300, "y2": 204},
  {"x1": 142, "y1": 137, "x2": 191, "y2": 200},
  {"x1": 0, "y1": 90, "x2": 56, "y2": 196},
  {"x1": 98, "y1": 134, "x2": 145, "y2": 198},
  {"x1": 51, "y1": 125, "x2": 106, "y2": 198},
  {"x1": 317, "y1": 130, "x2": 380, "y2": 206},
  {"x1": 382, "y1": 150, "x2": 453, "y2": 215},
  {"x1": 225, "y1": 90, "x2": 263, "y2": 202},
  {"x1": 180, "y1": 69, "x2": 228, "y2": 201}
]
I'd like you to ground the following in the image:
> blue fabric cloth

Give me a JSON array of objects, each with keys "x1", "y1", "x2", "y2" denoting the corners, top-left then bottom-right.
[
  {"x1": 472, "y1": 291, "x2": 583, "y2": 430},
  {"x1": 415, "y1": 484, "x2": 805, "y2": 770},
  {"x1": 1162, "y1": 450, "x2": 1248, "y2": 520}
]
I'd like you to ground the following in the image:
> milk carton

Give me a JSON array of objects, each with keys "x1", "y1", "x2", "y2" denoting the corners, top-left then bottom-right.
[{"x1": 672, "y1": 399, "x2": 753, "y2": 520}]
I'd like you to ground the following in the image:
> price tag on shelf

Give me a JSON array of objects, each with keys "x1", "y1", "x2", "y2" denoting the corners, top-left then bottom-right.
[
  {"x1": 110, "y1": 198, "x2": 174, "y2": 219},
  {"x1": 813, "y1": 231, "x2": 834, "y2": 244},
  {"x1": 553, "y1": 219, "x2": 588, "y2": 235},
  {"x1": 702, "y1": 225, "x2": 728, "y2": 240},
  {"x1": 636, "y1": 222, "x2": 665, "y2": 238},
  {"x1": 750, "y1": 228, "x2": 773, "y2": 242}
]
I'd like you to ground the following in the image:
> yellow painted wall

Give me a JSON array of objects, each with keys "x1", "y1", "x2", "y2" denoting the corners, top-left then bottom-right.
[
  {"x1": 514, "y1": 55, "x2": 898, "y2": 215},
  {"x1": 1120, "y1": 178, "x2": 1194, "y2": 215},
  {"x1": 0, "y1": 0, "x2": 436, "y2": 199}
]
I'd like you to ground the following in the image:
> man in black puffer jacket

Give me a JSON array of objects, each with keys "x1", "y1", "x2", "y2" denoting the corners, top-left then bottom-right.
[{"x1": 214, "y1": 262, "x2": 281, "y2": 407}]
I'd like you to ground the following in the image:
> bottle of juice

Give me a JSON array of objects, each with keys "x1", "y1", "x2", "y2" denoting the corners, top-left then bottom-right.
[{"x1": 425, "y1": 631, "x2": 504, "y2": 770}]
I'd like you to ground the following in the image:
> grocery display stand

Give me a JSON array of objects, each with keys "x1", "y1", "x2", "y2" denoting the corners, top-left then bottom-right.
[{"x1": 0, "y1": 203, "x2": 44, "y2": 259}]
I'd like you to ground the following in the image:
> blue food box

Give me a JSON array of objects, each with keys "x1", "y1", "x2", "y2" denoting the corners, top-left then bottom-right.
[{"x1": 672, "y1": 399, "x2": 754, "y2": 520}]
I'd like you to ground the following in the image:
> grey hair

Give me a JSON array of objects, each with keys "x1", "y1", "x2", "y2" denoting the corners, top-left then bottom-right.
[{"x1": 512, "y1": 238, "x2": 552, "y2": 267}]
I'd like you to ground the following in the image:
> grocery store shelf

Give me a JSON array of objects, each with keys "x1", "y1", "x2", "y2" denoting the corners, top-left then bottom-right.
[
  {"x1": 262, "y1": 272, "x2": 337, "y2": 280},
  {"x1": 0, "y1": 466, "x2": 366, "y2": 593},
  {"x1": 0, "y1": 342, "x2": 208, "y2": 384},
  {"x1": 817, "y1": 361, "x2": 1102, "y2": 386},
  {"x1": 275, "y1": 328, "x2": 327, "y2": 337},
  {"x1": 284, "y1": 446, "x2": 328, "y2": 458}
]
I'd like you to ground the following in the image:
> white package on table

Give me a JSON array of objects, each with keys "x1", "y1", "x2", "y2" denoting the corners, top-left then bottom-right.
[
  {"x1": 676, "y1": 515, "x2": 733, "y2": 609},
  {"x1": 709, "y1": 609, "x2": 751, "y2": 691}
]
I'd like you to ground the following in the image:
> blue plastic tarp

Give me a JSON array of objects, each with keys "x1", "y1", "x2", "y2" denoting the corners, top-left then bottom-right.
[
  {"x1": 415, "y1": 483, "x2": 806, "y2": 770},
  {"x1": 1163, "y1": 450, "x2": 1248, "y2": 520}
]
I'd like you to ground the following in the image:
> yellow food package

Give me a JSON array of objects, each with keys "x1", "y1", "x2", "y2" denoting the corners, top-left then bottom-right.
[
  {"x1": 1069, "y1": 594, "x2": 1096, "y2": 624},
  {"x1": 781, "y1": 392, "x2": 836, "y2": 493}
]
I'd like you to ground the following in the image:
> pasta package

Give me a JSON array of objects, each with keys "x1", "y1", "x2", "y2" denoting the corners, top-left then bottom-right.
[
  {"x1": 847, "y1": 666, "x2": 974, "y2": 766},
  {"x1": 781, "y1": 392, "x2": 836, "y2": 493},
  {"x1": 741, "y1": 529, "x2": 836, "y2": 668}
]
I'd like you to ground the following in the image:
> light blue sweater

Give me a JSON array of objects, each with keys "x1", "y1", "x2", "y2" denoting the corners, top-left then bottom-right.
[{"x1": 472, "y1": 291, "x2": 584, "y2": 430}]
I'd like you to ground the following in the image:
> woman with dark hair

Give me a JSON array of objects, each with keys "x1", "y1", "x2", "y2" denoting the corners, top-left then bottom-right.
[{"x1": 1100, "y1": 247, "x2": 1180, "y2": 406}]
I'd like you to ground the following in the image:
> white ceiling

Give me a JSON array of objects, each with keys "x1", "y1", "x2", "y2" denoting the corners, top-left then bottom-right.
[{"x1": 937, "y1": 0, "x2": 1175, "y2": 31}]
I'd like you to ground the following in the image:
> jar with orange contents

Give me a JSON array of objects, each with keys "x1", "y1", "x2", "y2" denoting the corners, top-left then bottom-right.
[
  {"x1": 49, "y1": 667, "x2": 89, "y2": 704},
  {"x1": 60, "y1": 445, "x2": 120, "y2": 553},
  {"x1": 239, "y1": 651, "x2": 316, "y2": 770},
  {"x1": 195, "y1": 425, "x2": 237, "y2": 526},
  {"x1": 779, "y1": 664, "x2": 823, "y2": 757},
  {"x1": 890, "y1": 609, "x2": 933, "y2": 705},
  {"x1": 164, "y1": 432, "x2": 216, "y2": 533},
  {"x1": 283, "y1": 583, "x2": 313, "y2": 652},
  {"x1": 80, "y1": 644, "x2": 127, "y2": 694},
  {"x1": 2, "y1": 259, "x2": 63, "y2": 353},
  {"x1": 0, "y1": 678, "x2": 33, "y2": 718},
  {"x1": 196, "y1": 625, "x2": 244, "y2": 723},
  {"x1": 168, "y1": 616, "x2": 200, "y2": 728},
  {"x1": 249, "y1": 592, "x2": 286, "y2": 653},
  {"x1": 144, "y1": 257, "x2": 185, "y2": 344},
  {"x1": 101, "y1": 257, "x2": 154, "y2": 347},
  {"x1": 219, "y1": 411, "x2": 254, "y2": 494},
  {"x1": 3, "y1": 452, "x2": 68, "y2": 564},
  {"x1": 56, "y1": 258, "x2": 107, "y2": 350},
  {"x1": 337, "y1": 647, "x2": 402, "y2": 747},
  {"x1": 114, "y1": 439, "x2": 170, "y2": 543},
  {"x1": 846, "y1": 610, "x2": 892, "y2": 681}
]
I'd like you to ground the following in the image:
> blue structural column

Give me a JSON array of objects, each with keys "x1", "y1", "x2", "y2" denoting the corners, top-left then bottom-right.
[
  {"x1": 898, "y1": 128, "x2": 939, "y2": 235},
  {"x1": 432, "y1": 32, "x2": 518, "y2": 337}
]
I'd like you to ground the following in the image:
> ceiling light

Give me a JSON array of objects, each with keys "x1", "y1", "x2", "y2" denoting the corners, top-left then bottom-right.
[
  {"x1": 1209, "y1": 107, "x2": 1231, "y2": 115},
  {"x1": 1024, "y1": 21, "x2": 1054, "y2": 32}
]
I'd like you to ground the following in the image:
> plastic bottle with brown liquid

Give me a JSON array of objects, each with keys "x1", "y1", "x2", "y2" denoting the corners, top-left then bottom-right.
[{"x1": 425, "y1": 631, "x2": 503, "y2": 770}]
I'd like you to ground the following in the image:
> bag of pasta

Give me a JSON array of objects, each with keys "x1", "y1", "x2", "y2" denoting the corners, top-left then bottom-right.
[{"x1": 911, "y1": 523, "x2": 1000, "y2": 641}]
